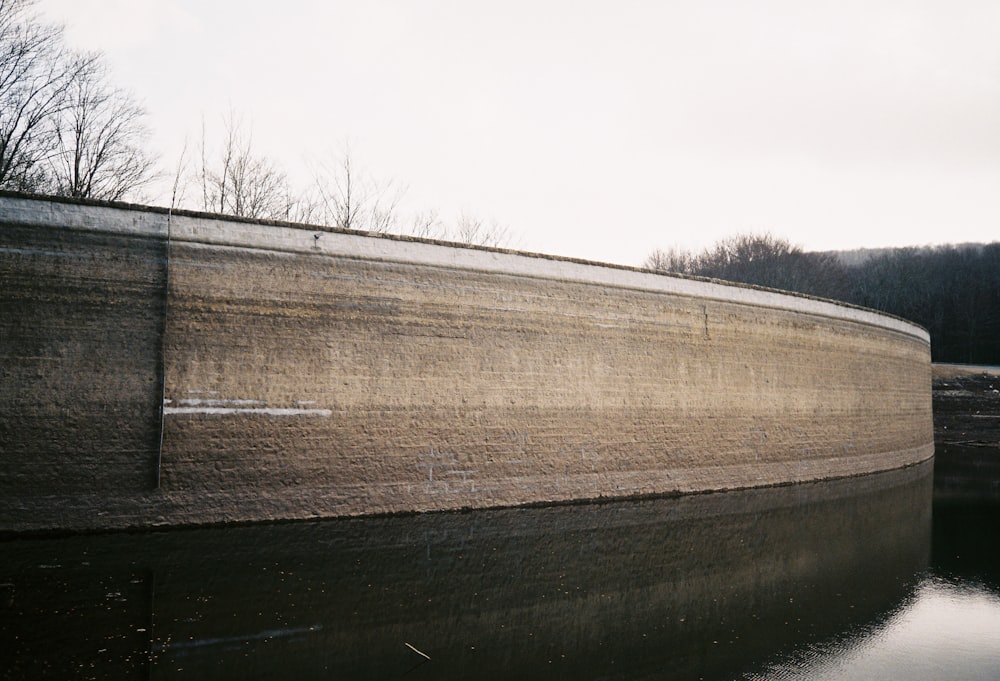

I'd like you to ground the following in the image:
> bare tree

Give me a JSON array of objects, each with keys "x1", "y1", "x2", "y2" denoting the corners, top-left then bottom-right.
[
  {"x1": 645, "y1": 247, "x2": 694, "y2": 274},
  {"x1": 0, "y1": 0, "x2": 93, "y2": 190},
  {"x1": 310, "y1": 149, "x2": 405, "y2": 233},
  {"x1": 645, "y1": 233, "x2": 848, "y2": 298},
  {"x1": 168, "y1": 136, "x2": 189, "y2": 210},
  {"x1": 317, "y1": 151, "x2": 360, "y2": 230},
  {"x1": 694, "y1": 233, "x2": 796, "y2": 281},
  {"x1": 198, "y1": 113, "x2": 290, "y2": 220},
  {"x1": 278, "y1": 184, "x2": 322, "y2": 224},
  {"x1": 308, "y1": 149, "x2": 518, "y2": 246},
  {"x1": 409, "y1": 208, "x2": 445, "y2": 239},
  {"x1": 450, "y1": 210, "x2": 513, "y2": 248},
  {"x1": 46, "y1": 60, "x2": 156, "y2": 200}
]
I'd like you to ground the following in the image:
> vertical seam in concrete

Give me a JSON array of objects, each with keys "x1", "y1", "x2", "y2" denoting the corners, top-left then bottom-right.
[{"x1": 155, "y1": 208, "x2": 171, "y2": 489}]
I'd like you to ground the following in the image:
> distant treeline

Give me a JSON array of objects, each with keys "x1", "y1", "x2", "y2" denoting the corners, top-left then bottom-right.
[{"x1": 646, "y1": 235, "x2": 1000, "y2": 366}]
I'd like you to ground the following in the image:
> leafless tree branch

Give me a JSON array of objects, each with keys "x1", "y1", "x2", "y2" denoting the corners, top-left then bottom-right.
[
  {"x1": 46, "y1": 59, "x2": 157, "y2": 200},
  {"x1": 0, "y1": 0, "x2": 95, "y2": 190},
  {"x1": 195, "y1": 112, "x2": 290, "y2": 220}
]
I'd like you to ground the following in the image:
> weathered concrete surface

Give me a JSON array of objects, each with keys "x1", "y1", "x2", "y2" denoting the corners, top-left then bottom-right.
[
  {"x1": 0, "y1": 209, "x2": 166, "y2": 519},
  {"x1": 0, "y1": 194, "x2": 934, "y2": 532}
]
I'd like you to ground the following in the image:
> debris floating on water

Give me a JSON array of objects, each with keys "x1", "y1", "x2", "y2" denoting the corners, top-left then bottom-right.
[{"x1": 404, "y1": 642, "x2": 431, "y2": 660}]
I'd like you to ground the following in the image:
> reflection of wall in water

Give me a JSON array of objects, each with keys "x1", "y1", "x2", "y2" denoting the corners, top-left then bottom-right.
[
  {"x1": 0, "y1": 194, "x2": 934, "y2": 532},
  {"x1": 0, "y1": 463, "x2": 933, "y2": 680}
]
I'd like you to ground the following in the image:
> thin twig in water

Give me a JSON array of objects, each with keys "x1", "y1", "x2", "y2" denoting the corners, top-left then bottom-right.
[{"x1": 404, "y1": 642, "x2": 431, "y2": 660}]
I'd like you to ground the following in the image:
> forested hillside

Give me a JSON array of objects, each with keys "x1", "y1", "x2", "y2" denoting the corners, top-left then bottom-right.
[{"x1": 647, "y1": 236, "x2": 1000, "y2": 366}]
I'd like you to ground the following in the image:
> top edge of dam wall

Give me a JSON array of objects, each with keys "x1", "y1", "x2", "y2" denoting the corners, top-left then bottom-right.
[{"x1": 0, "y1": 192, "x2": 929, "y2": 344}]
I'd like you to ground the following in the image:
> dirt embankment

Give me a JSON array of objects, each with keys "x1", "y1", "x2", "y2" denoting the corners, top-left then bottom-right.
[{"x1": 932, "y1": 364, "x2": 1000, "y2": 502}]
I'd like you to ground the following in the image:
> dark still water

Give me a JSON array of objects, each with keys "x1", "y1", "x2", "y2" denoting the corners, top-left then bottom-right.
[{"x1": 2, "y1": 460, "x2": 999, "y2": 680}]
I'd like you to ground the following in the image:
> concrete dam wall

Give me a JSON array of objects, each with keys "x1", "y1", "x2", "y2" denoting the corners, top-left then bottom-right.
[{"x1": 0, "y1": 194, "x2": 934, "y2": 533}]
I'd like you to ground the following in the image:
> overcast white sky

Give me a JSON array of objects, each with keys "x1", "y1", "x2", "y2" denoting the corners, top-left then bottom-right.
[{"x1": 37, "y1": 0, "x2": 1000, "y2": 266}]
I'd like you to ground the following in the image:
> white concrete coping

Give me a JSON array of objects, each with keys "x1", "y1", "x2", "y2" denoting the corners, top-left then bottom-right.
[{"x1": 0, "y1": 194, "x2": 168, "y2": 236}]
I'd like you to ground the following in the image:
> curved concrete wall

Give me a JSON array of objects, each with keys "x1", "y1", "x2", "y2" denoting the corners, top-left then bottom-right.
[{"x1": 0, "y1": 195, "x2": 934, "y2": 532}]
